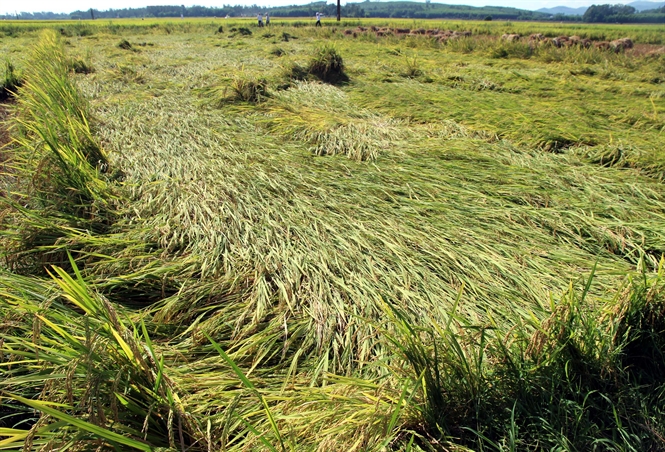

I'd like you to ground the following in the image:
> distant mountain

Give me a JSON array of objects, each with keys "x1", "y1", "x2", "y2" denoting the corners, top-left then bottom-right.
[
  {"x1": 627, "y1": 0, "x2": 665, "y2": 11},
  {"x1": 537, "y1": 1, "x2": 664, "y2": 16},
  {"x1": 537, "y1": 6, "x2": 588, "y2": 15},
  {"x1": 348, "y1": 1, "x2": 550, "y2": 19}
]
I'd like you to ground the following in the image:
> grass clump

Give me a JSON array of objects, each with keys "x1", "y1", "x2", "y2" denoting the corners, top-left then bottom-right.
[
  {"x1": 307, "y1": 45, "x2": 348, "y2": 85},
  {"x1": 231, "y1": 76, "x2": 268, "y2": 102},
  {"x1": 69, "y1": 58, "x2": 95, "y2": 74},
  {"x1": 1, "y1": 30, "x2": 112, "y2": 272},
  {"x1": 0, "y1": 60, "x2": 22, "y2": 102},
  {"x1": 204, "y1": 75, "x2": 269, "y2": 105},
  {"x1": 282, "y1": 61, "x2": 310, "y2": 83},
  {"x1": 117, "y1": 38, "x2": 134, "y2": 51},
  {"x1": 0, "y1": 261, "x2": 199, "y2": 451},
  {"x1": 68, "y1": 51, "x2": 95, "y2": 74},
  {"x1": 388, "y1": 263, "x2": 665, "y2": 450},
  {"x1": 228, "y1": 27, "x2": 252, "y2": 38},
  {"x1": 282, "y1": 46, "x2": 349, "y2": 86},
  {"x1": 270, "y1": 47, "x2": 286, "y2": 57},
  {"x1": 401, "y1": 55, "x2": 423, "y2": 78}
]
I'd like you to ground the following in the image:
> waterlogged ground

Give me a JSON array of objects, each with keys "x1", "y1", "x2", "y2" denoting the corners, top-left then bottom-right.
[{"x1": 1, "y1": 19, "x2": 665, "y2": 450}]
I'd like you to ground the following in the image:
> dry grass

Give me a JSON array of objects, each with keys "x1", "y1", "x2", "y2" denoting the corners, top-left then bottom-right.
[{"x1": 261, "y1": 81, "x2": 405, "y2": 161}]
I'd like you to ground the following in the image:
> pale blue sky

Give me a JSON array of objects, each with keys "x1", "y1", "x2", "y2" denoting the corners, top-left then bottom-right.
[{"x1": 0, "y1": 0, "x2": 627, "y2": 16}]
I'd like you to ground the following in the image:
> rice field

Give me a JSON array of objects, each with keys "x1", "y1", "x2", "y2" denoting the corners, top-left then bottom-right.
[{"x1": 0, "y1": 18, "x2": 665, "y2": 451}]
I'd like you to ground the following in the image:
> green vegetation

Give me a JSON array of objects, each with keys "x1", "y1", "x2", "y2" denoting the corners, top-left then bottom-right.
[
  {"x1": 0, "y1": 60, "x2": 22, "y2": 101},
  {"x1": 0, "y1": 2, "x2": 551, "y2": 21},
  {"x1": 305, "y1": 45, "x2": 348, "y2": 84},
  {"x1": 1, "y1": 1, "x2": 664, "y2": 23},
  {"x1": 5, "y1": 1, "x2": 664, "y2": 22},
  {"x1": 583, "y1": 3, "x2": 665, "y2": 23},
  {"x1": 0, "y1": 19, "x2": 665, "y2": 451},
  {"x1": 224, "y1": 75, "x2": 270, "y2": 103},
  {"x1": 274, "y1": 1, "x2": 550, "y2": 20}
]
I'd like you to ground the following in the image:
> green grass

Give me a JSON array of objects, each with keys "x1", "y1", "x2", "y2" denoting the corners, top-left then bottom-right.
[
  {"x1": 1, "y1": 18, "x2": 664, "y2": 44},
  {"x1": 1, "y1": 19, "x2": 665, "y2": 451},
  {"x1": 0, "y1": 60, "x2": 22, "y2": 101}
]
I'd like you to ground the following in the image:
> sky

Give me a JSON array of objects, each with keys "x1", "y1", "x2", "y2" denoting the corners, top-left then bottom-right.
[{"x1": 0, "y1": 0, "x2": 636, "y2": 15}]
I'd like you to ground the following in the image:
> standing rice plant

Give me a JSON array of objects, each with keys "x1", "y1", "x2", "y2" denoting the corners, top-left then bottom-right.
[
  {"x1": 307, "y1": 45, "x2": 348, "y2": 85},
  {"x1": 68, "y1": 50, "x2": 96, "y2": 75},
  {"x1": 613, "y1": 258, "x2": 665, "y2": 386},
  {"x1": 229, "y1": 76, "x2": 269, "y2": 103},
  {"x1": 0, "y1": 60, "x2": 22, "y2": 102},
  {"x1": 202, "y1": 74, "x2": 269, "y2": 105},
  {"x1": 11, "y1": 29, "x2": 107, "y2": 202},
  {"x1": 401, "y1": 56, "x2": 423, "y2": 78},
  {"x1": 0, "y1": 258, "x2": 204, "y2": 451},
  {"x1": 117, "y1": 38, "x2": 135, "y2": 51},
  {"x1": 374, "y1": 261, "x2": 665, "y2": 450},
  {"x1": 1, "y1": 30, "x2": 114, "y2": 273}
]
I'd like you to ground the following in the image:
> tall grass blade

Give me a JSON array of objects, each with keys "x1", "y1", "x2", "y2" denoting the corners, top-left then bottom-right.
[{"x1": 7, "y1": 394, "x2": 152, "y2": 451}]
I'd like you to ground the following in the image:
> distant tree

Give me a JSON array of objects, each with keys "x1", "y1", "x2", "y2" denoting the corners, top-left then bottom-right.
[
  {"x1": 583, "y1": 4, "x2": 636, "y2": 22},
  {"x1": 4, "y1": 1, "x2": 607, "y2": 22},
  {"x1": 343, "y1": 4, "x2": 366, "y2": 18},
  {"x1": 484, "y1": 15, "x2": 492, "y2": 20}
]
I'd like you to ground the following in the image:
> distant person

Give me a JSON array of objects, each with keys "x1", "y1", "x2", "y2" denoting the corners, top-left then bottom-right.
[
  {"x1": 315, "y1": 12, "x2": 321, "y2": 27},
  {"x1": 266, "y1": 13, "x2": 270, "y2": 26},
  {"x1": 257, "y1": 13, "x2": 263, "y2": 27}
]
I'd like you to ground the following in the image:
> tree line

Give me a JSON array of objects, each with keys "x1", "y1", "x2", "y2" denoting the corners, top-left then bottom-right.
[
  {"x1": 1, "y1": 2, "x2": 664, "y2": 23},
  {"x1": 582, "y1": 3, "x2": 665, "y2": 22},
  {"x1": 0, "y1": 3, "x2": 551, "y2": 21},
  {"x1": 62, "y1": 3, "x2": 548, "y2": 21},
  {"x1": 549, "y1": 3, "x2": 665, "y2": 22}
]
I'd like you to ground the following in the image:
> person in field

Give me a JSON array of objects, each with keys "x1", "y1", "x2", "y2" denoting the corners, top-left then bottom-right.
[
  {"x1": 266, "y1": 13, "x2": 270, "y2": 26},
  {"x1": 315, "y1": 12, "x2": 321, "y2": 27},
  {"x1": 257, "y1": 13, "x2": 263, "y2": 27}
]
